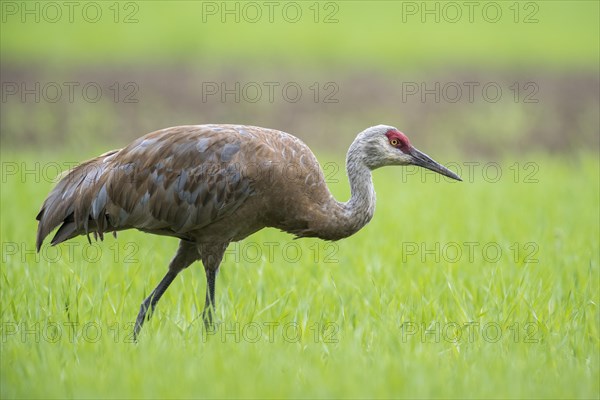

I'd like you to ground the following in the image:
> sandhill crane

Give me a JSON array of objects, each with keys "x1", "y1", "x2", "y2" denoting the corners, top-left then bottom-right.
[{"x1": 36, "y1": 124, "x2": 461, "y2": 339}]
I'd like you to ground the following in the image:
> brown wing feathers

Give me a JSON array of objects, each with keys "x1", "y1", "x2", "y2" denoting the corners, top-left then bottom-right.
[
  {"x1": 36, "y1": 126, "x2": 258, "y2": 251},
  {"x1": 36, "y1": 150, "x2": 119, "y2": 250}
]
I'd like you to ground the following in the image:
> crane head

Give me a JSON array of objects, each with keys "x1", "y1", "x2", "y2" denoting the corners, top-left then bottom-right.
[{"x1": 356, "y1": 125, "x2": 462, "y2": 181}]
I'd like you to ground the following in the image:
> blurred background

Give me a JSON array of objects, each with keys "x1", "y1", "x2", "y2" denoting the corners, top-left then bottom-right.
[
  {"x1": 1, "y1": 2, "x2": 599, "y2": 398},
  {"x1": 1, "y1": 1, "x2": 598, "y2": 159}
]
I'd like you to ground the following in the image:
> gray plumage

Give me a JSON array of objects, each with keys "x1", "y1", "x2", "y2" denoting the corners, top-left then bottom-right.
[{"x1": 36, "y1": 124, "x2": 461, "y2": 339}]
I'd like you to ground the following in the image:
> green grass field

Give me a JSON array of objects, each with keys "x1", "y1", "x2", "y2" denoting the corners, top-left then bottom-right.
[
  {"x1": 1, "y1": 0, "x2": 599, "y2": 398},
  {"x1": 2, "y1": 1, "x2": 598, "y2": 69},
  {"x1": 1, "y1": 152, "x2": 598, "y2": 398}
]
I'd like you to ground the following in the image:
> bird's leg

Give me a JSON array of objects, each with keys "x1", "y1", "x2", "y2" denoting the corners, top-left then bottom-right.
[
  {"x1": 199, "y1": 243, "x2": 228, "y2": 331},
  {"x1": 134, "y1": 270, "x2": 178, "y2": 339},
  {"x1": 133, "y1": 240, "x2": 199, "y2": 341},
  {"x1": 202, "y1": 267, "x2": 218, "y2": 329}
]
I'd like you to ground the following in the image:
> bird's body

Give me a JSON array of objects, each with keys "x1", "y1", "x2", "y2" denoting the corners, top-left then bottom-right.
[
  {"x1": 37, "y1": 125, "x2": 367, "y2": 247},
  {"x1": 36, "y1": 123, "x2": 461, "y2": 339}
]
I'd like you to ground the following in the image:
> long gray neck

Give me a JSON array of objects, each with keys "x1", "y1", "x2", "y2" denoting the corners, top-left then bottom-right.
[{"x1": 321, "y1": 142, "x2": 376, "y2": 240}]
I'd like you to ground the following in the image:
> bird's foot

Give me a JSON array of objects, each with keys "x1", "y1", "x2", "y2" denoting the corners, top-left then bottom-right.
[
  {"x1": 133, "y1": 301, "x2": 154, "y2": 342},
  {"x1": 201, "y1": 308, "x2": 216, "y2": 333}
]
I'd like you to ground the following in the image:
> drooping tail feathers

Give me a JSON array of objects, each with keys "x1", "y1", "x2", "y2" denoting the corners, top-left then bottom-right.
[{"x1": 35, "y1": 149, "x2": 120, "y2": 252}]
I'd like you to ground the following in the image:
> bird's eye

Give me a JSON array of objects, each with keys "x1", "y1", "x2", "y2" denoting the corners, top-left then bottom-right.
[{"x1": 390, "y1": 139, "x2": 399, "y2": 146}]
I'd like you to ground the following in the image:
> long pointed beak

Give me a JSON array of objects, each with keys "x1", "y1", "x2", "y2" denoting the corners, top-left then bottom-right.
[{"x1": 409, "y1": 147, "x2": 462, "y2": 181}]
